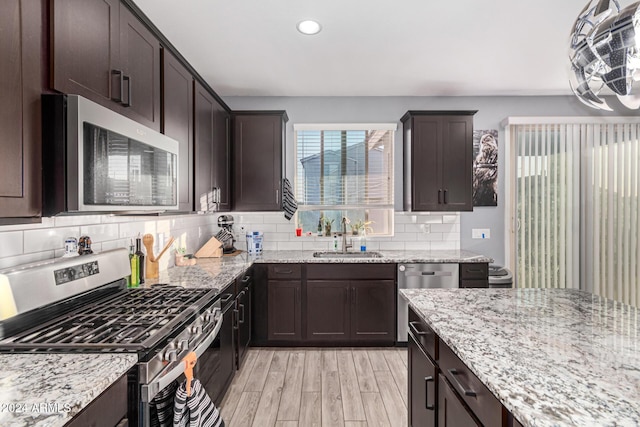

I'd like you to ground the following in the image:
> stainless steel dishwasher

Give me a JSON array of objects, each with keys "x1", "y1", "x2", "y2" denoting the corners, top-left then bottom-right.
[{"x1": 397, "y1": 263, "x2": 459, "y2": 342}]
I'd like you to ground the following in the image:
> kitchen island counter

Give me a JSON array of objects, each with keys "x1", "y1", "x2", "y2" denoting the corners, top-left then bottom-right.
[
  {"x1": 401, "y1": 288, "x2": 640, "y2": 426},
  {"x1": 0, "y1": 353, "x2": 137, "y2": 427}
]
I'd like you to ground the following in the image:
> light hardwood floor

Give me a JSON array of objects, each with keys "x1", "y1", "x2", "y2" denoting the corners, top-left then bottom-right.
[{"x1": 219, "y1": 348, "x2": 408, "y2": 427}]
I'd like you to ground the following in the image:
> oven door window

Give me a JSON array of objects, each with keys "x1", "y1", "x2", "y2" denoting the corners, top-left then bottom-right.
[{"x1": 83, "y1": 122, "x2": 177, "y2": 206}]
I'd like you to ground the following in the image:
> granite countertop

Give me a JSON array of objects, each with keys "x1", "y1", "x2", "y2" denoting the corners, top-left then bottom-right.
[
  {"x1": 142, "y1": 249, "x2": 491, "y2": 291},
  {"x1": 0, "y1": 353, "x2": 137, "y2": 427},
  {"x1": 400, "y1": 288, "x2": 640, "y2": 427},
  {"x1": 252, "y1": 249, "x2": 493, "y2": 263}
]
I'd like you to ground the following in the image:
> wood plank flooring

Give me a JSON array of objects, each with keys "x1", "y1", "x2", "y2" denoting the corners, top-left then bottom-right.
[{"x1": 220, "y1": 348, "x2": 408, "y2": 427}]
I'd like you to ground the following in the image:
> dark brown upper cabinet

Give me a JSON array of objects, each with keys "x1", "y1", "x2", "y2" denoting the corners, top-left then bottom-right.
[
  {"x1": 51, "y1": 0, "x2": 161, "y2": 130},
  {"x1": 0, "y1": 0, "x2": 43, "y2": 223},
  {"x1": 402, "y1": 111, "x2": 476, "y2": 211},
  {"x1": 162, "y1": 49, "x2": 194, "y2": 212},
  {"x1": 232, "y1": 112, "x2": 288, "y2": 211},
  {"x1": 194, "y1": 81, "x2": 230, "y2": 212}
]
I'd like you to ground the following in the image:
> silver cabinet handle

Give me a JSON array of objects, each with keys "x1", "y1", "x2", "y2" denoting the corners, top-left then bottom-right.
[
  {"x1": 425, "y1": 375, "x2": 435, "y2": 410},
  {"x1": 409, "y1": 321, "x2": 429, "y2": 337},
  {"x1": 448, "y1": 368, "x2": 477, "y2": 397},
  {"x1": 111, "y1": 70, "x2": 124, "y2": 103},
  {"x1": 122, "y1": 75, "x2": 131, "y2": 107},
  {"x1": 276, "y1": 189, "x2": 279, "y2": 203}
]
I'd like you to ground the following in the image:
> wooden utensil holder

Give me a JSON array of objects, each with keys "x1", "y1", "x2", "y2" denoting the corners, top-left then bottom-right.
[{"x1": 146, "y1": 258, "x2": 159, "y2": 279}]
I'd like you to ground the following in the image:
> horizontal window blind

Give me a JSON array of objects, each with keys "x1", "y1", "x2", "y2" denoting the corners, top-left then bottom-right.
[{"x1": 295, "y1": 128, "x2": 394, "y2": 209}]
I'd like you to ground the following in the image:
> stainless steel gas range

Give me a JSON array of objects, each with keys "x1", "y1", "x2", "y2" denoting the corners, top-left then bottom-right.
[{"x1": 0, "y1": 248, "x2": 232, "y2": 427}]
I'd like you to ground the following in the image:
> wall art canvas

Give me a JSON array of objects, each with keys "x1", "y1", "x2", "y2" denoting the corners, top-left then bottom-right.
[{"x1": 472, "y1": 129, "x2": 498, "y2": 206}]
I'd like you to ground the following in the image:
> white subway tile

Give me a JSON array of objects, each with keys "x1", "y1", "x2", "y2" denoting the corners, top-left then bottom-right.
[
  {"x1": 101, "y1": 239, "x2": 129, "y2": 251},
  {"x1": 431, "y1": 241, "x2": 459, "y2": 250},
  {"x1": 262, "y1": 241, "x2": 278, "y2": 251},
  {"x1": 302, "y1": 241, "x2": 331, "y2": 251},
  {"x1": 442, "y1": 214, "x2": 460, "y2": 224},
  {"x1": 235, "y1": 214, "x2": 264, "y2": 224},
  {"x1": 0, "y1": 250, "x2": 56, "y2": 270},
  {"x1": 430, "y1": 223, "x2": 457, "y2": 233},
  {"x1": 416, "y1": 215, "x2": 444, "y2": 224},
  {"x1": 416, "y1": 233, "x2": 443, "y2": 241},
  {"x1": 119, "y1": 222, "x2": 157, "y2": 239},
  {"x1": 392, "y1": 232, "x2": 417, "y2": 242},
  {"x1": 80, "y1": 224, "x2": 119, "y2": 242},
  {"x1": 263, "y1": 232, "x2": 291, "y2": 243},
  {"x1": 256, "y1": 224, "x2": 278, "y2": 232},
  {"x1": 276, "y1": 224, "x2": 295, "y2": 233},
  {"x1": 393, "y1": 224, "x2": 405, "y2": 233},
  {"x1": 404, "y1": 241, "x2": 431, "y2": 250},
  {"x1": 53, "y1": 215, "x2": 103, "y2": 227},
  {"x1": 0, "y1": 231, "x2": 23, "y2": 258},
  {"x1": 24, "y1": 227, "x2": 80, "y2": 253},
  {"x1": 379, "y1": 241, "x2": 405, "y2": 250},
  {"x1": 0, "y1": 217, "x2": 55, "y2": 232},
  {"x1": 277, "y1": 241, "x2": 303, "y2": 251}
]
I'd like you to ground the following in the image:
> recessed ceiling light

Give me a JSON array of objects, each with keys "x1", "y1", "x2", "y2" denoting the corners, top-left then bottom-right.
[{"x1": 297, "y1": 20, "x2": 322, "y2": 35}]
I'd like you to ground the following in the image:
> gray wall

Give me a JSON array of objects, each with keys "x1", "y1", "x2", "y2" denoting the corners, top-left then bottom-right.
[{"x1": 224, "y1": 95, "x2": 620, "y2": 266}]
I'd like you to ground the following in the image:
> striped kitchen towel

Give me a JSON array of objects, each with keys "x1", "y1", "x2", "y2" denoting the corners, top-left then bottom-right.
[
  {"x1": 173, "y1": 378, "x2": 224, "y2": 427},
  {"x1": 150, "y1": 380, "x2": 178, "y2": 427},
  {"x1": 282, "y1": 178, "x2": 298, "y2": 220}
]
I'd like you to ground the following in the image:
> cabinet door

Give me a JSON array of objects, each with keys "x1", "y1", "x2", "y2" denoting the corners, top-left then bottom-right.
[
  {"x1": 194, "y1": 82, "x2": 214, "y2": 212},
  {"x1": 268, "y1": 280, "x2": 301, "y2": 341},
  {"x1": 162, "y1": 50, "x2": 193, "y2": 212},
  {"x1": 351, "y1": 280, "x2": 395, "y2": 343},
  {"x1": 441, "y1": 116, "x2": 473, "y2": 210},
  {"x1": 306, "y1": 280, "x2": 350, "y2": 342},
  {"x1": 119, "y1": 6, "x2": 161, "y2": 130},
  {"x1": 409, "y1": 334, "x2": 437, "y2": 427},
  {"x1": 0, "y1": 0, "x2": 42, "y2": 220},
  {"x1": 51, "y1": 0, "x2": 120, "y2": 105},
  {"x1": 236, "y1": 279, "x2": 252, "y2": 367},
  {"x1": 233, "y1": 113, "x2": 284, "y2": 211},
  {"x1": 438, "y1": 374, "x2": 481, "y2": 427},
  {"x1": 411, "y1": 117, "x2": 442, "y2": 211},
  {"x1": 212, "y1": 102, "x2": 231, "y2": 211}
]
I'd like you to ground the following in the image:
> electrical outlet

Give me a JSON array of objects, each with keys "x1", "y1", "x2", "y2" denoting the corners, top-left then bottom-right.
[{"x1": 472, "y1": 228, "x2": 491, "y2": 239}]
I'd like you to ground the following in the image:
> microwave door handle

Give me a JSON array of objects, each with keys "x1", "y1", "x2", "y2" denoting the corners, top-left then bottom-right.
[{"x1": 140, "y1": 311, "x2": 223, "y2": 402}]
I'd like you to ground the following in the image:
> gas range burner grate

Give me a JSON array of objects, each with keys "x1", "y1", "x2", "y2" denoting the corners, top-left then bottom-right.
[{"x1": 0, "y1": 287, "x2": 217, "y2": 352}]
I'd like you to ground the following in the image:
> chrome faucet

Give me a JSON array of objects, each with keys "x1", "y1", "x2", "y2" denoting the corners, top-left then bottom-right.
[{"x1": 341, "y1": 217, "x2": 352, "y2": 253}]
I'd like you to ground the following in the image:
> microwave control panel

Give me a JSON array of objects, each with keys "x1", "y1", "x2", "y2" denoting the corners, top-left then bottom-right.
[{"x1": 54, "y1": 261, "x2": 100, "y2": 285}]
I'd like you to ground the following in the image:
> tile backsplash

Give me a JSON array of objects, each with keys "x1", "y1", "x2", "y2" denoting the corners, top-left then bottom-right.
[
  {"x1": 0, "y1": 211, "x2": 459, "y2": 270},
  {"x1": 230, "y1": 211, "x2": 460, "y2": 252},
  {"x1": 0, "y1": 214, "x2": 221, "y2": 270}
]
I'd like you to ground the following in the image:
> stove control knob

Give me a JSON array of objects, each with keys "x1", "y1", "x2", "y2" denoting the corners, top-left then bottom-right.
[
  {"x1": 190, "y1": 325, "x2": 203, "y2": 335},
  {"x1": 165, "y1": 348, "x2": 178, "y2": 362},
  {"x1": 179, "y1": 339, "x2": 189, "y2": 351}
]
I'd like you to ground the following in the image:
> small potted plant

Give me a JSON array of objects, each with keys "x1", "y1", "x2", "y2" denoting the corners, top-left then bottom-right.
[
  {"x1": 324, "y1": 217, "x2": 334, "y2": 236},
  {"x1": 351, "y1": 219, "x2": 373, "y2": 236}
]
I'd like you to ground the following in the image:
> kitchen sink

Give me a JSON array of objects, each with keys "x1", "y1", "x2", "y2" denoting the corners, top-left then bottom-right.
[{"x1": 312, "y1": 251, "x2": 384, "y2": 258}]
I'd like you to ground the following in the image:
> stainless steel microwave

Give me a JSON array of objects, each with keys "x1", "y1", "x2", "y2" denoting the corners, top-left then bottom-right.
[{"x1": 42, "y1": 94, "x2": 179, "y2": 215}]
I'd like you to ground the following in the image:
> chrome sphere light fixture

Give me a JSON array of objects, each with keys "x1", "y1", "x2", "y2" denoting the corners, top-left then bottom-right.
[{"x1": 569, "y1": 0, "x2": 640, "y2": 110}]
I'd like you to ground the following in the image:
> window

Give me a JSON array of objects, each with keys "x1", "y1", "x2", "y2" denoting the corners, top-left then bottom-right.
[{"x1": 294, "y1": 124, "x2": 395, "y2": 236}]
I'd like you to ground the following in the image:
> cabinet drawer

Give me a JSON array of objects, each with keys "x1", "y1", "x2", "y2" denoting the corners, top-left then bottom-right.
[
  {"x1": 307, "y1": 263, "x2": 395, "y2": 280},
  {"x1": 65, "y1": 374, "x2": 127, "y2": 427},
  {"x1": 459, "y1": 263, "x2": 488, "y2": 280},
  {"x1": 268, "y1": 264, "x2": 302, "y2": 280},
  {"x1": 408, "y1": 307, "x2": 437, "y2": 360},
  {"x1": 460, "y1": 279, "x2": 489, "y2": 288},
  {"x1": 439, "y1": 339, "x2": 502, "y2": 427}
]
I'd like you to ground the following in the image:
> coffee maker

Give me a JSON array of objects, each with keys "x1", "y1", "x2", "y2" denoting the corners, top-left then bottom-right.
[{"x1": 216, "y1": 215, "x2": 236, "y2": 254}]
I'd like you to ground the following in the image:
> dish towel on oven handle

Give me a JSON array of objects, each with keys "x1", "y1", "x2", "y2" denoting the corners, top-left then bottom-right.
[
  {"x1": 282, "y1": 178, "x2": 297, "y2": 220},
  {"x1": 173, "y1": 378, "x2": 224, "y2": 427},
  {"x1": 150, "y1": 380, "x2": 178, "y2": 427}
]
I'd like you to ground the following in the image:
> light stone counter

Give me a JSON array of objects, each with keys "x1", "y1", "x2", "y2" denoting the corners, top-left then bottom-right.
[
  {"x1": 252, "y1": 249, "x2": 492, "y2": 264},
  {"x1": 401, "y1": 288, "x2": 640, "y2": 427},
  {"x1": 0, "y1": 353, "x2": 137, "y2": 427}
]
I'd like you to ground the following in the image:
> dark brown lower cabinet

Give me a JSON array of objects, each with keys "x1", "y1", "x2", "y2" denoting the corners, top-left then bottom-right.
[
  {"x1": 65, "y1": 374, "x2": 127, "y2": 427},
  {"x1": 409, "y1": 333, "x2": 437, "y2": 427},
  {"x1": 267, "y1": 280, "x2": 301, "y2": 341},
  {"x1": 306, "y1": 279, "x2": 395, "y2": 344},
  {"x1": 306, "y1": 280, "x2": 350, "y2": 341},
  {"x1": 438, "y1": 374, "x2": 481, "y2": 427}
]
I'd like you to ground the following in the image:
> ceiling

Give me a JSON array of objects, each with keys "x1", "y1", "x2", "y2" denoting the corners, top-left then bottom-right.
[{"x1": 133, "y1": 0, "x2": 588, "y2": 97}]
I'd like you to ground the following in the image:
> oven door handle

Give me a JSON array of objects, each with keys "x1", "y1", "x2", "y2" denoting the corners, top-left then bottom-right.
[{"x1": 140, "y1": 312, "x2": 223, "y2": 402}]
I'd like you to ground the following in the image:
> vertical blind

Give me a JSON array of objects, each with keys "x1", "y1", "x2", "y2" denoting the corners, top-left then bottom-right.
[{"x1": 509, "y1": 120, "x2": 640, "y2": 308}]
